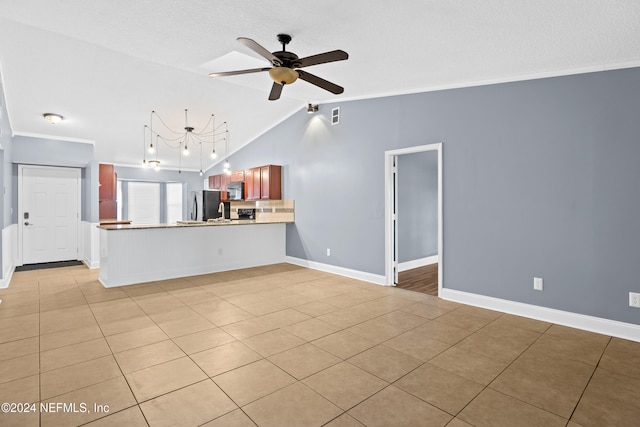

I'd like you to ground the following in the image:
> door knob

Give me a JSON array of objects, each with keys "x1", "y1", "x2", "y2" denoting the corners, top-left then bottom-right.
[{"x1": 24, "y1": 221, "x2": 31, "y2": 226}]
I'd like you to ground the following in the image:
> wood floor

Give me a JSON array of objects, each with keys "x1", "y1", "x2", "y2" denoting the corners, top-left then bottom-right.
[{"x1": 396, "y1": 263, "x2": 438, "y2": 296}]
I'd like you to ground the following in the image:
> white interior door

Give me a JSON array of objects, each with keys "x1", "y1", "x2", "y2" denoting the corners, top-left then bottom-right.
[{"x1": 19, "y1": 165, "x2": 80, "y2": 265}]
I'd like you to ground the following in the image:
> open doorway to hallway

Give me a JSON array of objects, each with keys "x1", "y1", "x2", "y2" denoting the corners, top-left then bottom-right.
[{"x1": 385, "y1": 143, "x2": 442, "y2": 296}]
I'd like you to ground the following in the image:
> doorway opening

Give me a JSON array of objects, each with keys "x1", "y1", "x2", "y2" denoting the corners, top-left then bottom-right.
[
  {"x1": 384, "y1": 143, "x2": 442, "y2": 296},
  {"x1": 17, "y1": 165, "x2": 81, "y2": 267}
]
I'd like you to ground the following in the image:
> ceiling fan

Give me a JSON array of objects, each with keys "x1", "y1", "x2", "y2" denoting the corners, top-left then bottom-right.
[{"x1": 209, "y1": 34, "x2": 348, "y2": 101}]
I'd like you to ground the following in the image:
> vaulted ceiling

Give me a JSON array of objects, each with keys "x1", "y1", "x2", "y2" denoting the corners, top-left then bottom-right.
[{"x1": 1, "y1": 1, "x2": 639, "y2": 171}]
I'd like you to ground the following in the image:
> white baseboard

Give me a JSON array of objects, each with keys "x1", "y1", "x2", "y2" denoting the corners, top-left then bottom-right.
[
  {"x1": 398, "y1": 255, "x2": 438, "y2": 272},
  {"x1": 285, "y1": 256, "x2": 386, "y2": 286},
  {"x1": 441, "y1": 288, "x2": 640, "y2": 343},
  {"x1": 82, "y1": 222, "x2": 100, "y2": 269},
  {"x1": 0, "y1": 224, "x2": 17, "y2": 288}
]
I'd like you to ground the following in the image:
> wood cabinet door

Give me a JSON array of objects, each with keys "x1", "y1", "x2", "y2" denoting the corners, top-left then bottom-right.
[
  {"x1": 230, "y1": 170, "x2": 245, "y2": 183},
  {"x1": 208, "y1": 174, "x2": 221, "y2": 189},
  {"x1": 246, "y1": 168, "x2": 261, "y2": 200},
  {"x1": 261, "y1": 165, "x2": 282, "y2": 200},
  {"x1": 220, "y1": 173, "x2": 229, "y2": 201},
  {"x1": 260, "y1": 166, "x2": 270, "y2": 199},
  {"x1": 99, "y1": 164, "x2": 115, "y2": 200}
]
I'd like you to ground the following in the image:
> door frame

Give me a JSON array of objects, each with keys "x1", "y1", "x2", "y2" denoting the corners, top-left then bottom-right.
[
  {"x1": 17, "y1": 164, "x2": 82, "y2": 266},
  {"x1": 384, "y1": 143, "x2": 443, "y2": 295}
]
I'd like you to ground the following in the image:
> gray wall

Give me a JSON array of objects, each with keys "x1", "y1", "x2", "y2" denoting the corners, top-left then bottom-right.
[
  {"x1": 11, "y1": 136, "x2": 96, "y2": 224},
  {"x1": 397, "y1": 151, "x2": 438, "y2": 263},
  {"x1": 209, "y1": 67, "x2": 640, "y2": 325}
]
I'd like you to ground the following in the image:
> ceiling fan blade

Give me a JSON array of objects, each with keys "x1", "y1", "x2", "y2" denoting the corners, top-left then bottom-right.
[
  {"x1": 237, "y1": 37, "x2": 282, "y2": 66},
  {"x1": 268, "y1": 82, "x2": 283, "y2": 101},
  {"x1": 296, "y1": 70, "x2": 344, "y2": 95},
  {"x1": 209, "y1": 67, "x2": 271, "y2": 78},
  {"x1": 297, "y1": 50, "x2": 348, "y2": 68}
]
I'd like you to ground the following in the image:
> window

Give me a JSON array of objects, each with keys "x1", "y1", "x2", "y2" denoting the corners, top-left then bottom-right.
[
  {"x1": 166, "y1": 183, "x2": 183, "y2": 224},
  {"x1": 128, "y1": 182, "x2": 160, "y2": 224}
]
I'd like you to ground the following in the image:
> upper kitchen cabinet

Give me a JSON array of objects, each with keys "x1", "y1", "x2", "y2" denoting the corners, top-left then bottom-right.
[
  {"x1": 208, "y1": 174, "x2": 221, "y2": 190},
  {"x1": 99, "y1": 163, "x2": 116, "y2": 200},
  {"x1": 246, "y1": 165, "x2": 282, "y2": 200},
  {"x1": 99, "y1": 163, "x2": 117, "y2": 219},
  {"x1": 229, "y1": 170, "x2": 244, "y2": 183}
]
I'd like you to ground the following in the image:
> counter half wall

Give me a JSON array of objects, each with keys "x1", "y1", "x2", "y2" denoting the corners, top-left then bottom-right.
[{"x1": 98, "y1": 223, "x2": 286, "y2": 287}]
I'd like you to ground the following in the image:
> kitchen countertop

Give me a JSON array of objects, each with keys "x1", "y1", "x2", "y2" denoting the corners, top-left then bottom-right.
[{"x1": 98, "y1": 219, "x2": 292, "y2": 230}]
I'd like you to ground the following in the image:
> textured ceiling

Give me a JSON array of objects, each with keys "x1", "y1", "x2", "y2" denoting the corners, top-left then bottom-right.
[{"x1": 1, "y1": 0, "x2": 639, "y2": 171}]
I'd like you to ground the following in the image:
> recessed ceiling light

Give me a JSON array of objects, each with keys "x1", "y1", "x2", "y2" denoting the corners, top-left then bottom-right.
[{"x1": 43, "y1": 113, "x2": 63, "y2": 124}]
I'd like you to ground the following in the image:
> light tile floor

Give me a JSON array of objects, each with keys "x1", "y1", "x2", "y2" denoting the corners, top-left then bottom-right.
[{"x1": 0, "y1": 263, "x2": 639, "y2": 426}]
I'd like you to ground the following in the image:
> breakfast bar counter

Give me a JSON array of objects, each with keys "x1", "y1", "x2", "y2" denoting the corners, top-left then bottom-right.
[{"x1": 98, "y1": 221, "x2": 289, "y2": 287}]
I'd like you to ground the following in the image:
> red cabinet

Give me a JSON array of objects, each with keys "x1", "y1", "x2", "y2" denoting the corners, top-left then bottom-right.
[
  {"x1": 99, "y1": 163, "x2": 117, "y2": 220},
  {"x1": 210, "y1": 165, "x2": 281, "y2": 201},
  {"x1": 229, "y1": 170, "x2": 244, "y2": 183},
  {"x1": 220, "y1": 173, "x2": 230, "y2": 201},
  {"x1": 246, "y1": 165, "x2": 281, "y2": 200},
  {"x1": 208, "y1": 174, "x2": 221, "y2": 190}
]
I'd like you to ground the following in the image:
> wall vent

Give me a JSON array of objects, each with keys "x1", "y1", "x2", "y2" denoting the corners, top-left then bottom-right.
[{"x1": 331, "y1": 107, "x2": 340, "y2": 125}]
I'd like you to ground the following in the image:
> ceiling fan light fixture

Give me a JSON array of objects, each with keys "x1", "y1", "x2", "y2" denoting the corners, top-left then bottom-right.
[
  {"x1": 43, "y1": 113, "x2": 63, "y2": 124},
  {"x1": 269, "y1": 67, "x2": 298, "y2": 85}
]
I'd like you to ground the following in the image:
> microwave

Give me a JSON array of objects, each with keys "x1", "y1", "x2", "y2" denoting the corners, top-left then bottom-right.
[{"x1": 226, "y1": 181, "x2": 244, "y2": 200}]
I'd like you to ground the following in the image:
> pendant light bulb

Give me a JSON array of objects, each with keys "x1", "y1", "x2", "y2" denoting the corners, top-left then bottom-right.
[
  {"x1": 183, "y1": 145, "x2": 189, "y2": 156},
  {"x1": 210, "y1": 149, "x2": 217, "y2": 159},
  {"x1": 148, "y1": 144, "x2": 155, "y2": 154},
  {"x1": 142, "y1": 159, "x2": 147, "y2": 167},
  {"x1": 199, "y1": 170, "x2": 204, "y2": 176}
]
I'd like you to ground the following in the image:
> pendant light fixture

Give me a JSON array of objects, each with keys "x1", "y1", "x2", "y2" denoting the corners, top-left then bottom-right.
[{"x1": 142, "y1": 110, "x2": 228, "y2": 173}]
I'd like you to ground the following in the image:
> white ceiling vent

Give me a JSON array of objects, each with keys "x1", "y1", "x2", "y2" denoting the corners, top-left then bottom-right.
[{"x1": 331, "y1": 107, "x2": 340, "y2": 125}]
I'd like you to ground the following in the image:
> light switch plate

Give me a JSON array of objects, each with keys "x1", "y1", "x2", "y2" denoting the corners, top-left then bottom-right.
[{"x1": 533, "y1": 277, "x2": 543, "y2": 291}]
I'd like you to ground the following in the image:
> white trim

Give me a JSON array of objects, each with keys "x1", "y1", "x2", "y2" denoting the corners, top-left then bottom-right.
[
  {"x1": 441, "y1": 288, "x2": 640, "y2": 343},
  {"x1": 398, "y1": 255, "x2": 439, "y2": 272},
  {"x1": 11, "y1": 131, "x2": 95, "y2": 145},
  {"x1": 285, "y1": 256, "x2": 386, "y2": 286},
  {"x1": 385, "y1": 143, "x2": 443, "y2": 296},
  {"x1": 81, "y1": 221, "x2": 100, "y2": 269}
]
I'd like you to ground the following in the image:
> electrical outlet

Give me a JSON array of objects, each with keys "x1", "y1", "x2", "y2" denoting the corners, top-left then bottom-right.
[
  {"x1": 629, "y1": 292, "x2": 640, "y2": 308},
  {"x1": 326, "y1": 248, "x2": 331, "y2": 257},
  {"x1": 533, "y1": 277, "x2": 543, "y2": 291}
]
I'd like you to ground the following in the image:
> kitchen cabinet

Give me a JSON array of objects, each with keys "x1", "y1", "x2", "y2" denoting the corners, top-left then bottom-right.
[
  {"x1": 99, "y1": 163, "x2": 117, "y2": 219},
  {"x1": 246, "y1": 165, "x2": 281, "y2": 200},
  {"x1": 208, "y1": 174, "x2": 221, "y2": 190},
  {"x1": 220, "y1": 173, "x2": 230, "y2": 201},
  {"x1": 229, "y1": 170, "x2": 244, "y2": 183},
  {"x1": 99, "y1": 163, "x2": 116, "y2": 200}
]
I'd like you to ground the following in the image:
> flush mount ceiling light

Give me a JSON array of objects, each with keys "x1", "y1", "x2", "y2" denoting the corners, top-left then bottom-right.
[
  {"x1": 142, "y1": 109, "x2": 228, "y2": 174},
  {"x1": 307, "y1": 103, "x2": 318, "y2": 114},
  {"x1": 43, "y1": 113, "x2": 63, "y2": 124},
  {"x1": 147, "y1": 159, "x2": 160, "y2": 170}
]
